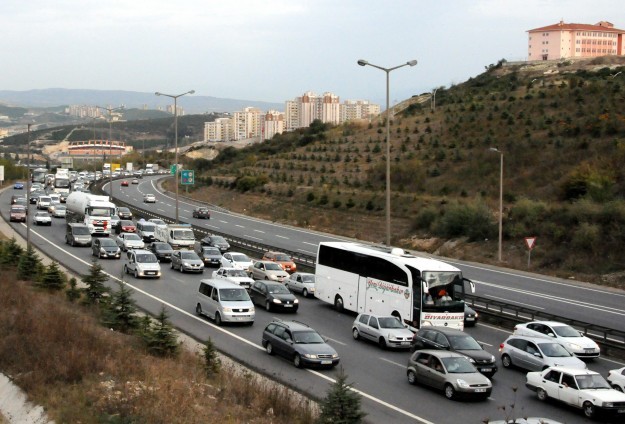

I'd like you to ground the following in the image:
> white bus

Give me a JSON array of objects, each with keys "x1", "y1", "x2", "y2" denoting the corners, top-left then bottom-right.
[{"x1": 315, "y1": 242, "x2": 475, "y2": 330}]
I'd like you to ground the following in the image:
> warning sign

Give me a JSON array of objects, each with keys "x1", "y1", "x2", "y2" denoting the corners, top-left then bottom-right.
[{"x1": 524, "y1": 237, "x2": 537, "y2": 250}]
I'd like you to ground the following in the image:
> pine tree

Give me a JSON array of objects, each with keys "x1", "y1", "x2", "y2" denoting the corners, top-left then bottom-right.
[
  {"x1": 82, "y1": 259, "x2": 109, "y2": 305},
  {"x1": 142, "y1": 306, "x2": 179, "y2": 357},
  {"x1": 0, "y1": 238, "x2": 23, "y2": 269},
  {"x1": 102, "y1": 281, "x2": 139, "y2": 333},
  {"x1": 202, "y1": 337, "x2": 221, "y2": 377},
  {"x1": 17, "y1": 245, "x2": 42, "y2": 281},
  {"x1": 66, "y1": 277, "x2": 81, "y2": 303},
  {"x1": 317, "y1": 368, "x2": 366, "y2": 424},
  {"x1": 38, "y1": 261, "x2": 66, "y2": 291}
]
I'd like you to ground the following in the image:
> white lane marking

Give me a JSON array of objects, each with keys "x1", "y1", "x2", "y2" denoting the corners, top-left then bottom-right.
[
  {"x1": 27, "y1": 223, "x2": 436, "y2": 424},
  {"x1": 302, "y1": 242, "x2": 318, "y2": 246},
  {"x1": 379, "y1": 358, "x2": 405, "y2": 369},
  {"x1": 157, "y1": 209, "x2": 166, "y2": 212},
  {"x1": 275, "y1": 235, "x2": 289, "y2": 239},
  {"x1": 486, "y1": 295, "x2": 544, "y2": 310},
  {"x1": 183, "y1": 210, "x2": 191, "y2": 213},
  {"x1": 479, "y1": 341, "x2": 493, "y2": 347},
  {"x1": 254, "y1": 229, "x2": 265, "y2": 234},
  {"x1": 219, "y1": 220, "x2": 228, "y2": 224},
  {"x1": 235, "y1": 225, "x2": 245, "y2": 228},
  {"x1": 180, "y1": 216, "x2": 190, "y2": 220},
  {"x1": 298, "y1": 249, "x2": 316, "y2": 255},
  {"x1": 243, "y1": 235, "x2": 263, "y2": 241},
  {"x1": 324, "y1": 337, "x2": 346, "y2": 346}
]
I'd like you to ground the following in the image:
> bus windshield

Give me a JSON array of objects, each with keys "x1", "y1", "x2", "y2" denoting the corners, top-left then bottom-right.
[{"x1": 422, "y1": 271, "x2": 462, "y2": 290}]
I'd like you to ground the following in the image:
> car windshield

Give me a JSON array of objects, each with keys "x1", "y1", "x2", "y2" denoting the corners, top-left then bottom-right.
[
  {"x1": 56, "y1": 205, "x2": 66, "y2": 210},
  {"x1": 448, "y1": 335, "x2": 482, "y2": 350},
  {"x1": 72, "y1": 227, "x2": 90, "y2": 235},
  {"x1": 265, "y1": 262, "x2": 283, "y2": 271},
  {"x1": 136, "y1": 253, "x2": 157, "y2": 263},
  {"x1": 203, "y1": 247, "x2": 220, "y2": 255},
  {"x1": 100, "y1": 239, "x2": 117, "y2": 247},
  {"x1": 275, "y1": 254, "x2": 290, "y2": 261},
  {"x1": 197, "y1": 208, "x2": 208, "y2": 212},
  {"x1": 173, "y1": 230, "x2": 195, "y2": 240},
  {"x1": 39, "y1": 197, "x2": 51, "y2": 202},
  {"x1": 141, "y1": 224, "x2": 155, "y2": 232},
  {"x1": 125, "y1": 234, "x2": 141, "y2": 241},
  {"x1": 442, "y1": 357, "x2": 476, "y2": 373},
  {"x1": 154, "y1": 243, "x2": 172, "y2": 251},
  {"x1": 268, "y1": 285, "x2": 290, "y2": 294},
  {"x1": 575, "y1": 374, "x2": 611, "y2": 390},
  {"x1": 180, "y1": 252, "x2": 198, "y2": 260},
  {"x1": 378, "y1": 317, "x2": 405, "y2": 329},
  {"x1": 232, "y1": 254, "x2": 250, "y2": 263},
  {"x1": 212, "y1": 236, "x2": 227, "y2": 244},
  {"x1": 292, "y1": 330, "x2": 324, "y2": 344},
  {"x1": 227, "y1": 269, "x2": 248, "y2": 277},
  {"x1": 11, "y1": 207, "x2": 25, "y2": 213},
  {"x1": 301, "y1": 274, "x2": 315, "y2": 283},
  {"x1": 119, "y1": 208, "x2": 129, "y2": 214},
  {"x1": 552, "y1": 325, "x2": 581, "y2": 338},
  {"x1": 151, "y1": 219, "x2": 165, "y2": 226},
  {"x1": 219, "y1": 288, "x2": 250, "y2": 302},
  {"x1": 36, "y1": 212, "x2": 47, "y2": 217},
  {"x1": 538, "y1": 342, "x2": 573, "y2": 357}
]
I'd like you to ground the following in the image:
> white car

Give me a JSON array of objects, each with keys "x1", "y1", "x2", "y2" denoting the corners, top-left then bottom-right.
[
  {"x1": 608, "y1": 367, "x2": 625, "y2": 392},
  {"x1": 513, "y1": 321, "x2": 600, "y2": 358},
  {"x1": 143, "y1": 193, "x2": 156, "y2": 203},
  {"x1": 116, "y1": 233, "x2": 145, "y2": 251},
  {"x1": 220, "y1": 252, "x2": 253, "y2": 270},
  {"x1": 352, "y1": 314, "x2": 414, "y2": 349},
  {"x1": 51, "y1": 204, "x2": 67, "y2": 218},
  {"x1": 148, "y1": 218, "x2": 168, "y2": 230},
  {"x1": 37, "y1": 196, "x2": 52, "y2": 210},
  {"x1": 526, "y1": 366, "x2": 625, "y2": 420},
  {"x1": 285, "y1": 272, "x2": 316, "y2": 297},
  {"x1": 33, "y1": 211, "x2": 52, "y2": 226},
  {"x1": 212, "y1": 267, "x2": 254, "y2": 290},
  {"x1": 123, "y1": 249, "x2": 161, "y2": 279},
  {"x1": 248, "y1": 260, "x2": 289, "y2": 282}
]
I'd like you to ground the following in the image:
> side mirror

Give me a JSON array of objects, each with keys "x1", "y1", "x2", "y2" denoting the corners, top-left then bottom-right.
[
  {"x1": 533, "y1": 352, "x2": 542, "y2": 358},
  {"x1": 548, "y1": 333, "x2": 556, "y2": 338}
]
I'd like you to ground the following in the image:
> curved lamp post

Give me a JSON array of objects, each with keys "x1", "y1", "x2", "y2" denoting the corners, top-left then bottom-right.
[
  {"x1": 357, "y1": 59, "x2": 417, "y2": 246},
  {"x1": 96, "y1": 105, "x2": 125, "y2": 200},
  {"x1": 154, "y1": 90, "x2": 195, "y2": 223}
]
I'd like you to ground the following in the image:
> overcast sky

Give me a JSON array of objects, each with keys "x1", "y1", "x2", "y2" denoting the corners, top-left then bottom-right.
[{"x1": 2, "y1": 0, "x2": 625, "y2": 106}]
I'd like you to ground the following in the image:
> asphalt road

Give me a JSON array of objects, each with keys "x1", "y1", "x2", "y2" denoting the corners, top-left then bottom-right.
[{"x1": 4, "y1": 182, "x2": 625, "y2": 424}]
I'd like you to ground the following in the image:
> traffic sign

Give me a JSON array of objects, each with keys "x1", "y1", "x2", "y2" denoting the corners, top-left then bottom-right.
[
  {"x1": 181, "y1": 169, "x2": 194, "y2": 185},
  {"x1": 170, "y1": 164, "x2": 177, "y2": 175},
  {"x1": 524, "y1": 237, "x2": 537, "y2": 250}
]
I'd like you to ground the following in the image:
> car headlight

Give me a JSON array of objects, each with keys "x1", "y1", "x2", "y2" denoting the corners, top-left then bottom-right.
[
  {"x1": 294, "y1": 299, "x2": 299, "y2": 304},
  {"x1": 603, "y1": 402, "x2": 614, "y2": 408},
  {"x1": 568, "y1": 342, "x2": 582, "y2": 351},
  {"x1": 249, "y1": 307, "x2": 255, "y2": 313},
  {"x1": 490, "y1": 355, "x2": 495, "y2": 362},
  {"x1": 332, "y1": 353, "x2": 338, "y2": 358},
  {"x1": 222, "y1": 307, "x2": 232, "y2": 313},
  {"x1": 456, "y1": 379, "x2": 470, "y2": 388},
  {"x1": 182, "y1": 262, "x2": 190, "y2": 267},
  {"x1": 100, "y1": 248, "x2": 106, "y2": 253},
  {"x1": 272, "y1": 298, "x2": 282, "y2": 304},
  {"x1": 303, "y1": 354, "x2": 318, "y2": 359},
  {"x1": 467, "y1": 357, "x2": 476, "y2": 363}
]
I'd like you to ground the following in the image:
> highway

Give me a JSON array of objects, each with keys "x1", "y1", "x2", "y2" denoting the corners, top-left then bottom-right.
[{"x1": 4, "y1": 179, "x2": 625, "y2": 424}]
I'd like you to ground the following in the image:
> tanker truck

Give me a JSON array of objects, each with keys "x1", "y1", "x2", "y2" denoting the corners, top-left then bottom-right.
[{"x1": 65, "y1": 192, "x2": 116, "y2": 236}]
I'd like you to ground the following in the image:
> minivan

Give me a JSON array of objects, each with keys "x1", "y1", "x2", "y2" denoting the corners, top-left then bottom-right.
[
  {"x1": 136, "y1": 220, "x2": 156, "y2": 243},
  {"x1": 195, "y1": 279, "x2": 255, "y2": 326},
  {"x1": 65, "y1": 223, "x2": 92, "y2": 247}
]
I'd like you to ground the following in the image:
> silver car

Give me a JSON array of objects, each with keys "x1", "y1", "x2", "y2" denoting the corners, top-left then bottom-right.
[
  {"x1": 115, "y1": 233, "x2": 145, "y2": 251},
  {"x1": 285, "y1": 272, "x2": 316, "y2": 297},
  {"x1": 499, "y1": 335, "x2": 587, "y2": 372},
  {"x1": 248, "y1": 260, "x2": 289, "y2": 282},
  {"x1": 352, "y1": 314, "x2": 414, "y2": 349},
  {"x1": 171, "y1": 250, "x2": 204, "y2": 273}
]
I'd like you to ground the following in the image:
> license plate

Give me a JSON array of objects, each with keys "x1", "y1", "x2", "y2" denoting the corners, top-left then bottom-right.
[
  {"x1": 283, "y1": 304, "x2": 293, "y2": 307},
  {"x1": 466, "y1": 317, "x2": 475, "y2": 321},
  {"x1": 146, "y1": 272, "x2": 155, "y2": 275},
  {"x1": 321, "y1": 360, "x2": 332, "y2": 365},
  {"x1": 401, "y1": 342, "x2": 410, "y2": 345},
  {"x1": 474, "y1": 389, "x2": 486, "y2": 393},
  {"x1": 618, "y1": 409, "x2": 625, "y2": 413},
  {"x1": 481, "y1": 368, "x2": 492, "y2": 372}
]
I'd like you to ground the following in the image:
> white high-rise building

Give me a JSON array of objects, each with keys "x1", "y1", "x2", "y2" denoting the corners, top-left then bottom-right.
[
  {"x1": 340, "y1": 100, "x2": 380, "y2": 122},
  {"x1": 233, "y1": 107, "x2": 262, "y2": 140},
  {"x1": 285, "y1": 91, "x2": 341, "y2": 130},
  {"x1": 263, "y1": 110, "x2": 285, "y2": 140},
  {"x1": 204, "y1": 118, "x2": 233, "y2": 142}
]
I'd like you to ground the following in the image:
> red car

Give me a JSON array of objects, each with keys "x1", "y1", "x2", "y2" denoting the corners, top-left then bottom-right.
[
  {"x1": 116, "y1": 220, "x2": 136, "y2": 233},
  {"x1": 121, "y1": 180, "x2": 129, "y2": 187}
]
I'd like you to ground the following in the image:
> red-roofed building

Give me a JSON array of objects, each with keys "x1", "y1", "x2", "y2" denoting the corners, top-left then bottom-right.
[{"x1": 527, "y1": 20, "x2": 625, "y2": 61}]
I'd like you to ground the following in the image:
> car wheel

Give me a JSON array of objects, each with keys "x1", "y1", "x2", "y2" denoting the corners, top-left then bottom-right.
[
  {"x1": 71, "y1": 239, "x2": 75, "y2": 247},
  {"x1": 134, "y1": 270, "x2": 138, "y2": 278},
  {"x1": 583, "y1": 401, "x2": 596, "y2": 418},
  {"x1": 444, "y1": 384, "x2": 455, "y2": 400},
  {"x1": 214, "y1": 312, "x2": 222, "y2": 326},
  {"x1": 302, "y1": 288, "x2": 308, "y2": 297},
  {"x1": 378, "y1": 337, "x2": 387, "y2": 349},
  {"x1": 196, "y1": 303, "x2": 203, "y2": 316},
  {"x1": 334, "y1": 295, "x2": 344, "y2": 312},
  {"x1": 293, "y1": 353, "x2": 303, "y2": 368},
  {"x1": 265, "y1": 342, "x2": 274, "y2": 355},
  {"x1": 123, "y1": 265, "x2": 128, "y2": 274},
  {"x1": 352, "y1": 328, "x2": 360, "y2": 340},
  {"x1": 536, "y1": 388, "x2": 548, "y2": 402},
  {"x1": 501, "y1": 354, "x2": 512, "y2": 368},
  {"x1": 265, "y1": 301, "x2": 271, "y2": 312},
  {"x1": 170, "y1": 262, "x2": 174, "y2": 269},
  {"x1": 407, "y1": 370, "x2": 417, "y2": 385}
]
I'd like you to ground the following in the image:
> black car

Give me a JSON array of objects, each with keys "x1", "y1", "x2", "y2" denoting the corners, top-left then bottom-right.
[
  {"x1": 200, "y1": 235, "x2": 230, "y2": 252},
  {"x1": 261, "y1": 320, "x2": 339, "y2": 369},
  {"x1": 117, "y1": 207, "x2": 133, "y2": 220},
  {"x1": 464, "y1": 304, "x2": 479, "y2": 327},
  {"x1": 410, "y1": 327, "x2": 497, "y2": 378},
  {"x1": 149, "y1": 242, "x2": 174, "y2": 262},
  {"x1": 249, "y1": 280, "x2": 299, "y2": 312},
  {"x1": 30, "y1": 191, "x2": 45, "y2": 204},
  {"x1": 192, "y1": 206, "x2": 211, "y2": 219},
  {"x1": 91, "y1": 237, "x2": 121, "y2": 259},
  {"x1": 194, "y1": 243, "x2": 222, "y2": 267}
]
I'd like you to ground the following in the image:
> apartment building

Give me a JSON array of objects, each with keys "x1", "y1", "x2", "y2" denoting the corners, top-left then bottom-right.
[
  {"x1": 263, "y1": 110, "x2": 285, "y2": 141},
  {"x1": 285, "y1": 91, "x2": 342, "y2": 130},
  {"x1": 528, "y1": 20, "x2": 625, "y2": 61},
  {"x1": 341, "y1": 100, "x2": 380, "y2": 122},
  {"x1": 204, "y1": 117, "x2": 234, "y2": 142},
  {"x1": 233, "y1": 107, "x2": 262, "y2": 140}
]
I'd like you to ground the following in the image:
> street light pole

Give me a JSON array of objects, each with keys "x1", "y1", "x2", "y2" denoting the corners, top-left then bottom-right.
[
  {"x1": 155, "y1": 90, "x2": 195, "y2": 224},
  {"x1": 26, "y1": 124, "x2": 31, "y2": 249},
  {"x1": 490, "y1": 147, "x2": 504, "y2": 262},
  {"x1": 96, "y1": 105, "x2": 124, "y2": 200},
  {"x1": 357, "y1": 59, "x2": 417, "y2": 246}
]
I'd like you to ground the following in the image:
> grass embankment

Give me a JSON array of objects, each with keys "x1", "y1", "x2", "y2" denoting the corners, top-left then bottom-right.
[{"x1": 0, "y1": 268, "x2": 316, "y2": 423}]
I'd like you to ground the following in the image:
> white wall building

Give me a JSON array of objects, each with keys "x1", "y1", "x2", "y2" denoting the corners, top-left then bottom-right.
[{"x1": 263, "y1": 110, "x2": 285, "y2": 140}]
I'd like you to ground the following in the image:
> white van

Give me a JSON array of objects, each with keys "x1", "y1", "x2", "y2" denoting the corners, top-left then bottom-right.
[
  {"x1": 123, "y1": 249, "x2": 161, "y2": 278},
  {"x1": 136, "y1": 220, "x2": 157, "y2": 243},
  {"x1": 196, "y1": 279, "x2": 255, "y2": 325}
]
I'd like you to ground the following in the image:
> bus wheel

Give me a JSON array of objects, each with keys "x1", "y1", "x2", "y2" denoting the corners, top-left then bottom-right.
[{"x1": 334, "y1": 295, "x2": 344, "y2": 312}]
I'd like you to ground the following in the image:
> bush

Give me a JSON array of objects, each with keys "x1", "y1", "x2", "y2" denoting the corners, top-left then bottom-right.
[
  {"x1": 435, "y1": 201, "x2": 495, "y2": 241},
  {"x1": 102, "y1": 281, "x2": 140, "y2": 333},
  {"x1": 38, "y1": 261, "x2": 66, "y2": 291},
  {"x1": 413, "y1": 207, "x2": 438, "y2": 231},
  {"x1": 17, "y1": 245, "x2": 42, "y2": 282},
  {"x1": 141, "y1": 306, "x2": 179, "y2": 357},
  {"x1": 317, "y1": 369, "x2": 365, "y2": 424},
  {"x1": 82, "y1": 259, "x2": 109, "y2": 305}
]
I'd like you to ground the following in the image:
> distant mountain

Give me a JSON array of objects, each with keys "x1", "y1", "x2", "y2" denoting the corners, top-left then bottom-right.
[{"x1": 0, "y1": 88, "x2": 283, "y2": 114}]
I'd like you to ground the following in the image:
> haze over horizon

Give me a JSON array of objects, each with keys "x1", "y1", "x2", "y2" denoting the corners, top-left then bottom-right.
[{"x1": 3, "y1": 0, "x2": 625, "y2": 107}]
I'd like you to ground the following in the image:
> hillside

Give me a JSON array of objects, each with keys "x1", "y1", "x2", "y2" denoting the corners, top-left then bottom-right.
[{"x1": 181, "y1": 56, "x2": 625, "y2": 284}]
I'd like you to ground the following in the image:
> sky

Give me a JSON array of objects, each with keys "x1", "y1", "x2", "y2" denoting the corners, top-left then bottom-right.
[{"x1": 3, "y1": 0, "x2": 625, "y2": 106}]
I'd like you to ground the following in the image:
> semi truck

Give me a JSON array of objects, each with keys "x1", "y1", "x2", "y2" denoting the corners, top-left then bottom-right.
[
  {"x1": 154, "y1": 224, "x2": 195, "y2": 249},
  {"x1": 65, "y1": 192, "x2": 116, "y2": 236}
]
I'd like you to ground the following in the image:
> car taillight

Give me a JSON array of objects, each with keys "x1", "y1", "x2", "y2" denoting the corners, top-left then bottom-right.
[{"x1": 499, "y1": 343, "x2": 504, "y2": 351}]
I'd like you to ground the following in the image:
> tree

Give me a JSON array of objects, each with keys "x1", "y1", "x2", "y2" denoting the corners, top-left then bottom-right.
[
  {"x1": 66, "y1": 277, "x2": 81, "y2": 303},
  {"x1": 202, "y1": 337, "x2": 221, "y2": 377},
  {"x1": 0, "y1": 238, "x2": 23, "y2": 269},
  {"x1": 102, "y1": 281, "x2": 140, "y2": 333},
  {"x1": 17, "y1": 245, "x2": 42, "y2": 281},
  {"x1": 38, "y1": 261, "x2": 66, "y2": 291},
  {"x1": 317, "y1": 368, "x2": 366, "y2": 424},
  {"x1": 82, "y1": 259, "x2": 109, "y2": 305},
  {"x1": 142, "y1": 306, "x2": 179, "y2": 357}
]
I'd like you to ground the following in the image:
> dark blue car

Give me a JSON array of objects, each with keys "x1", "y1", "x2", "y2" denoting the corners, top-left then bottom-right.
[{"x1": 13, "y1": 182, "x2": 24, "y2": 189}]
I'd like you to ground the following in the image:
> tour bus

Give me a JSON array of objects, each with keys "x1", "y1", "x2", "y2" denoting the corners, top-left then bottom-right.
[
  {"x1": 315, "y1": 242, "x2": 475, "y2": 330},
  {"x1": 31, "y1": 168, "x2": 48, "y2": 185}
]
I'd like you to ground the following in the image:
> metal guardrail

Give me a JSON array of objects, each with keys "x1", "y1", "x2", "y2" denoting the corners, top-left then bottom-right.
[{"x1": 92, "y1": 178, "x2": 625, "y2": 357}]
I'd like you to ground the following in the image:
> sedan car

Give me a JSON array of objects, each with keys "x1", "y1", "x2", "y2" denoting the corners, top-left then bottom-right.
[
  {"x1": 192, "y1": 206, "x2": 211, "y2": 219},
  {"x1": 116, "y1": 207, "x2": 133, "y2": 220},
  {"x1": 410, "y1": 327, "x2": 498, "y2": 378},
  {"x1": 33, "y1": 211, "x2": 52, "y2": 226},
  {"x1": 9, "y1": 206, "x2": 27, "y2": 222},
  {"x1": 513, "y1": 321, "x2": 600, "y2": 358},
  {"x1": 149, "y1": 242, "x2": 174, "y2": 262},
  {"x1": 131, "y1": 178, "x2": 139, "y2": 184},
  {"x1": 51, "y1": 204, "x2": 67, "y2": 218},
  {"x1": 13, "y1": 182, "x2": 24, "y2": 189},
  {"x1": 170, "y1": 250, "x2": 204, "y2": 273},
  {"x1": 148, "y1": 218, "x2": 168, "y2": 230},
  {"x1": 526, "y1": 366, "x2": 625, "y2": 420},
  {"x1": 115, "y1": 219, "x2": 136, "y2": 234},
  {"x1": 248, "y1": 260, "x2": 289, "y2": 282},
  {"x1": 212, "y1": 267, "x2": 254, "y2": 290},
  {"x1": 499, "y1": 335, "x2": 586, "y2": 372},
  {"x1": 352, "y1": 314, "x2": 414, "y2": 349},
  {"x1": 120, "y1": 180, "x2": 129, "y2": 187},
  {"x1": 261, "y1": 251, "x2": 297, "y2": 273},
  {"x1": 115, "y1": 233, "x2": 145, "y2": 251},
  {"x1": 464, "y1": 304, "x2": 478, "y2": 327},
  {"x1": 285, "y1": 272, "x2": 316, "y2": 297},
  {"x1": 407, "y1": 350, "x2": 492, "y2": 400},
  {"x1": 607, "y1": 367, "x2": 625, "y2": 392},
  {"x1": 143, "y1": 193, "x2": 156, "y2": 203},
  {"x1": 91, "y1": 237, "x2": 121, "y2": 259},
  {"x1": 194, "y1": 243, "x2": 222, "y2": 267},
  {"x1": 110, "y1": 214, "x2": 120, "y2": 229},
  {"x1": 221, "y1": 252, "x2": 253, "y2": 270},
  {"x1": 250, "y1": 280, "x2": 298, "y2": 312},
  {"x1": 262, "y1": 320, "x2": 339, "y2": 369},
  {"x1": 200, "y1": 235, "x2": 230, "y2": 252}
]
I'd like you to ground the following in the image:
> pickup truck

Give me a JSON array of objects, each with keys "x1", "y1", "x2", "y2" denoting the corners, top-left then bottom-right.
[{"x1": 212, "y1": 267, "x2": 254, "y2": 290}]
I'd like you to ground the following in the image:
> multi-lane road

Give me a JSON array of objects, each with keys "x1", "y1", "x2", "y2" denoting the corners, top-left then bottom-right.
[{"x1": 4, "y1": 178, "x2": 625, "y2": 424}]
